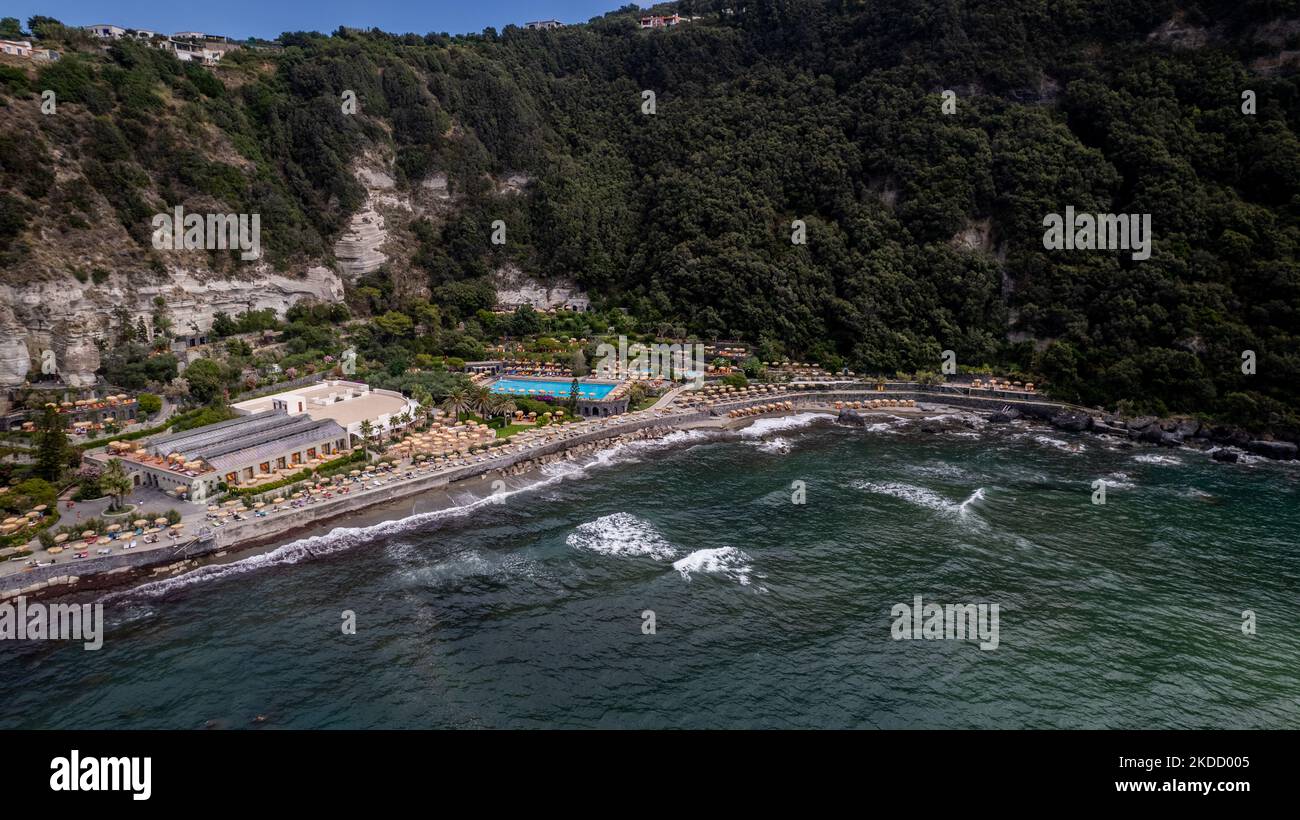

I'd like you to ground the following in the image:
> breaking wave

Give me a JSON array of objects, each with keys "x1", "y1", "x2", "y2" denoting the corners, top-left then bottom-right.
[
  {"x1": 855, "y1": 481, "x2": 986, "y2": 519},
  {"x1": 673, "y1": 546, "x2": 754, "y2": 586},
  {"x1": 566, "y1": 512, "x2": 679, "y2": 560},
  {"x1": 740, "y1": 413, "x2": 826, "y2": 439}
]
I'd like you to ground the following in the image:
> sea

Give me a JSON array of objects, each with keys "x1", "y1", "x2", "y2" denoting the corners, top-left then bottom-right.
[{"x1": 1, "y1": 412, "x2": 1297, "y2": 729}]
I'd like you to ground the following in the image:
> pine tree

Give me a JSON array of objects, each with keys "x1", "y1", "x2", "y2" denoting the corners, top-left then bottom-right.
[{"x1": 33, "y1": 404, "x2": 67, "y2": 482}]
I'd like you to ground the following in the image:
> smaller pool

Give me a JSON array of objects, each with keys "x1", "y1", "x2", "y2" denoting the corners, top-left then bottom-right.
[{"x1": 489, "y1": 378, "x2": 616, "y2": 400}]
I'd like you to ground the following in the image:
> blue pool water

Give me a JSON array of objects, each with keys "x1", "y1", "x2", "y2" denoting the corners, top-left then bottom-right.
[{"x1": 490, "y1": 378, "x2": 616, "y2": 400}]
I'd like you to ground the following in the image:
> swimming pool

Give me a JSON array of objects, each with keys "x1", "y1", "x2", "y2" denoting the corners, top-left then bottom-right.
[{"x1": 489, "y1": 378, "x2": 617, "y2": 400}]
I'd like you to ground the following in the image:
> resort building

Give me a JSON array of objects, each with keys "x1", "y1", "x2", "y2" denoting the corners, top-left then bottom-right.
[
  {"x1": 93, "y1": 409, "x2": 350, "y2": 502},
  {"x1": 524, "y1": 20, "x2": 564, "y2": 30},
  {"x1": 231, "y1": 379, "x2": 419, "y2": 443}
]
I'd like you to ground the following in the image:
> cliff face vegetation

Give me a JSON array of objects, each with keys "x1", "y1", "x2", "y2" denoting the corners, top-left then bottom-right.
[{"x1": 1, "y1": 0, "x2": 1298, "y2": 425}]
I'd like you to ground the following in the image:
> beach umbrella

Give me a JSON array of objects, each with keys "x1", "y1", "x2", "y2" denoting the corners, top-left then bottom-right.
[
  {"x1": 48, "y1": 546, "x2": 64, "y2": 554},
  {"x1": 81, "y1": 530, "x2": 96, "y2": 539},
  {"x1": 273, "y1": 497, "x2": 285, "y2": 504},
  {"x1": 155, "y1": 518, "x2": 168, "y2": 526},
  {"x1": 207, "y1": 505, "x2": 219, "y2": 512},
  {"x1": 54, "y1": 533, "x2": 68, "y2": 543},
  {"x1": 107, "y1": 524, "x2": 121, "y2": 533},
  {"x1": 33, "y1": 504, "x2": 47, "y2": 512},
  {"x1": 133, "y1": 519, "x2": 148, "y2": 527},
  {"x1": 97, "y1": 537, "x2": 111, "y2": 545},
  {"x1": 170, "y1": 523, "x2": 184, "y2": 530}
]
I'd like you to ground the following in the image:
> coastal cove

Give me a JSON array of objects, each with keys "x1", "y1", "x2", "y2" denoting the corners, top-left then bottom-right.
[
  {"x1": 3, "y1": 383, "x2": 1292, "y2": 603},
  {"x1": 0, "y1": 399, "x2": 1295, "y2": 730}
]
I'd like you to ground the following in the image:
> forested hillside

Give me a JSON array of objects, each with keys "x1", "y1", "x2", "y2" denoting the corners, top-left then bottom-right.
[{"x1": 1, "y1": 0, "x2": 1298, "y2": 426}]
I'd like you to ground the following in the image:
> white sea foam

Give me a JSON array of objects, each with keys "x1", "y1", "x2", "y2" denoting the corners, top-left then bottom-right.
[
  {"x1": 746, "y1": 436, "x2": 791, "y2": 454},
  {"x1": 672, "y1": 546, "x2": 754, "y2": 585},
  {"x1": 1134, "y1": 452, "x2": 1183, "y2": 466},
  {"x1": 740, "y1": 412, "x2": 825, "y2": 439},
  {"x1": 957, "y1": 487, "x2": 986, "y2": 513},
  {"x1": 855, "y1": 481, "x2": 986, "y2": 519},
  {"x1": 1105, "y1": 472, "x2": 1137, "y2": 490},
  {"x1": 866, "y1": 421, "x2": 902, "y2": 434},
  {"x1": 566, "y1": 512, "x2": 679, "y2": 560},
  {"x1": 1034, "y1": 435, "x2": 1084, "y2": 453},
  {"x1": 908, "y1": 463, "x2": 972, "y2": 481}
]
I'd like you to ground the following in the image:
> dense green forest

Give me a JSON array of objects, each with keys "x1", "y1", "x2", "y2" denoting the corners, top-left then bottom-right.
[{"x1": 1, "y1": 0, "x2": 1298, "y2": 427}]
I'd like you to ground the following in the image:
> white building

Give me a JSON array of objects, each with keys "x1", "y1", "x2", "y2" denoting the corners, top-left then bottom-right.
[
  {"x1": 231, "y1": 379, "x2": 421, "y2": 442},
  {"x1": 524, "y1": 20, "x2": 564, "y2": 30},
  {"x1": 85, "y1": 24, "x2": 126, "y2": 39},
  {"x1": 0, "y1": 40, "x2": 32, "y2": 57}
]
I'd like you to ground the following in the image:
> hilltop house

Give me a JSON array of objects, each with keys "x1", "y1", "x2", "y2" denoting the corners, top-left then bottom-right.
[
  {"x1": 85, "y1": 24, "x2": 126, "y2": 39},
  {"x1": 639, "y1": 14, "x2": 683, "y2": 28},
  {"x1": 0, "y1": 40, "x2": 32, "y2": 57},
  {"x1": 524, "y1": 20, "x2": 564, "y2": 30}
]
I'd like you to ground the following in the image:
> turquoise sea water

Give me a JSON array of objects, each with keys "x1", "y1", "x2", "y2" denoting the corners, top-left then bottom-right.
[
  {"x1": 489, "y1": 378, "x2": 615, "y2": 399},
  {"x1": 1, "y1": 413, "x2": 1297, "y2": 729}
]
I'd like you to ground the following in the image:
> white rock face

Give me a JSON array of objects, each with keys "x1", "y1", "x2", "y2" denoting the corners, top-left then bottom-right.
[
  {"x1": 0, "y1": 266, "x2": 345, "y2": 386},
  {"x1": 0, "y1": 305, "x2": 31, "y2": 388},
  {"x1": 55, "y1": 327, "x2": 101, "y2": 388},
  {"x1": 334, "y1": 204, "x2": 389, "y2": 278},
  {"x1": 492, "y1": 264, "x2": 590, "y2": 311}
]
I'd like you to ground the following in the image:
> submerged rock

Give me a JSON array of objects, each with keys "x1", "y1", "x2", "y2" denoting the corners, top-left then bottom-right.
[
  {"x1": 837, "y1": 408, "x2": 865, "y2": 427},
  {"x1": 1050, "y1": 411, "x2": 1092, "y2": 433},
  {"x1": 1211, "y1": 449, "x2": 1239, "y2": 463},
  {"x1": 1246, "y1": 440, "x2": 1298, "y2": 460},
  {"x1": 989, "y1": 407, "x2": 1021, "y2": 423}
]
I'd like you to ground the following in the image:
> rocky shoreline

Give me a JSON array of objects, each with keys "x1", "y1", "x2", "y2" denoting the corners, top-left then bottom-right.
[{"x1": 837, "y1": 402, "x2": 1297, "y2": 463}]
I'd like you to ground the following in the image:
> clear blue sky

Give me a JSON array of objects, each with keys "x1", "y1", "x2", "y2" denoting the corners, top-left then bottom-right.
[{"x1": 9, "y1": 1, "x2": 644, "y2": 40}]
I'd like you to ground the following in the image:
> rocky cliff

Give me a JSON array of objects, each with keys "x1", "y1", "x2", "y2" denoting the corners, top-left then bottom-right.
[{"x1": 0, "y1": 267, "x2": 343, "y2": 387}]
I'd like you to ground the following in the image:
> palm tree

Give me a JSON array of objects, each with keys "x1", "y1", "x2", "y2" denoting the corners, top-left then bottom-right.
[
  {"x1": 470, "y1": 386, "x2": 493, "y2": 418},
  {"x1": 359, "y1": 419, "x2": 374, "y2": 447},
  {"x1": 101, "y1": 459, "x2": 134, "y2": 512},
  {"x1": 412, "y1": 390, "x2": 433, "y2": 427},
  {"x1": 441, "y1": 387, "x2": 470, "y2": 422},
  {"x1": 490, "y1": 394, "x2": 516, "y2": 423}
]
